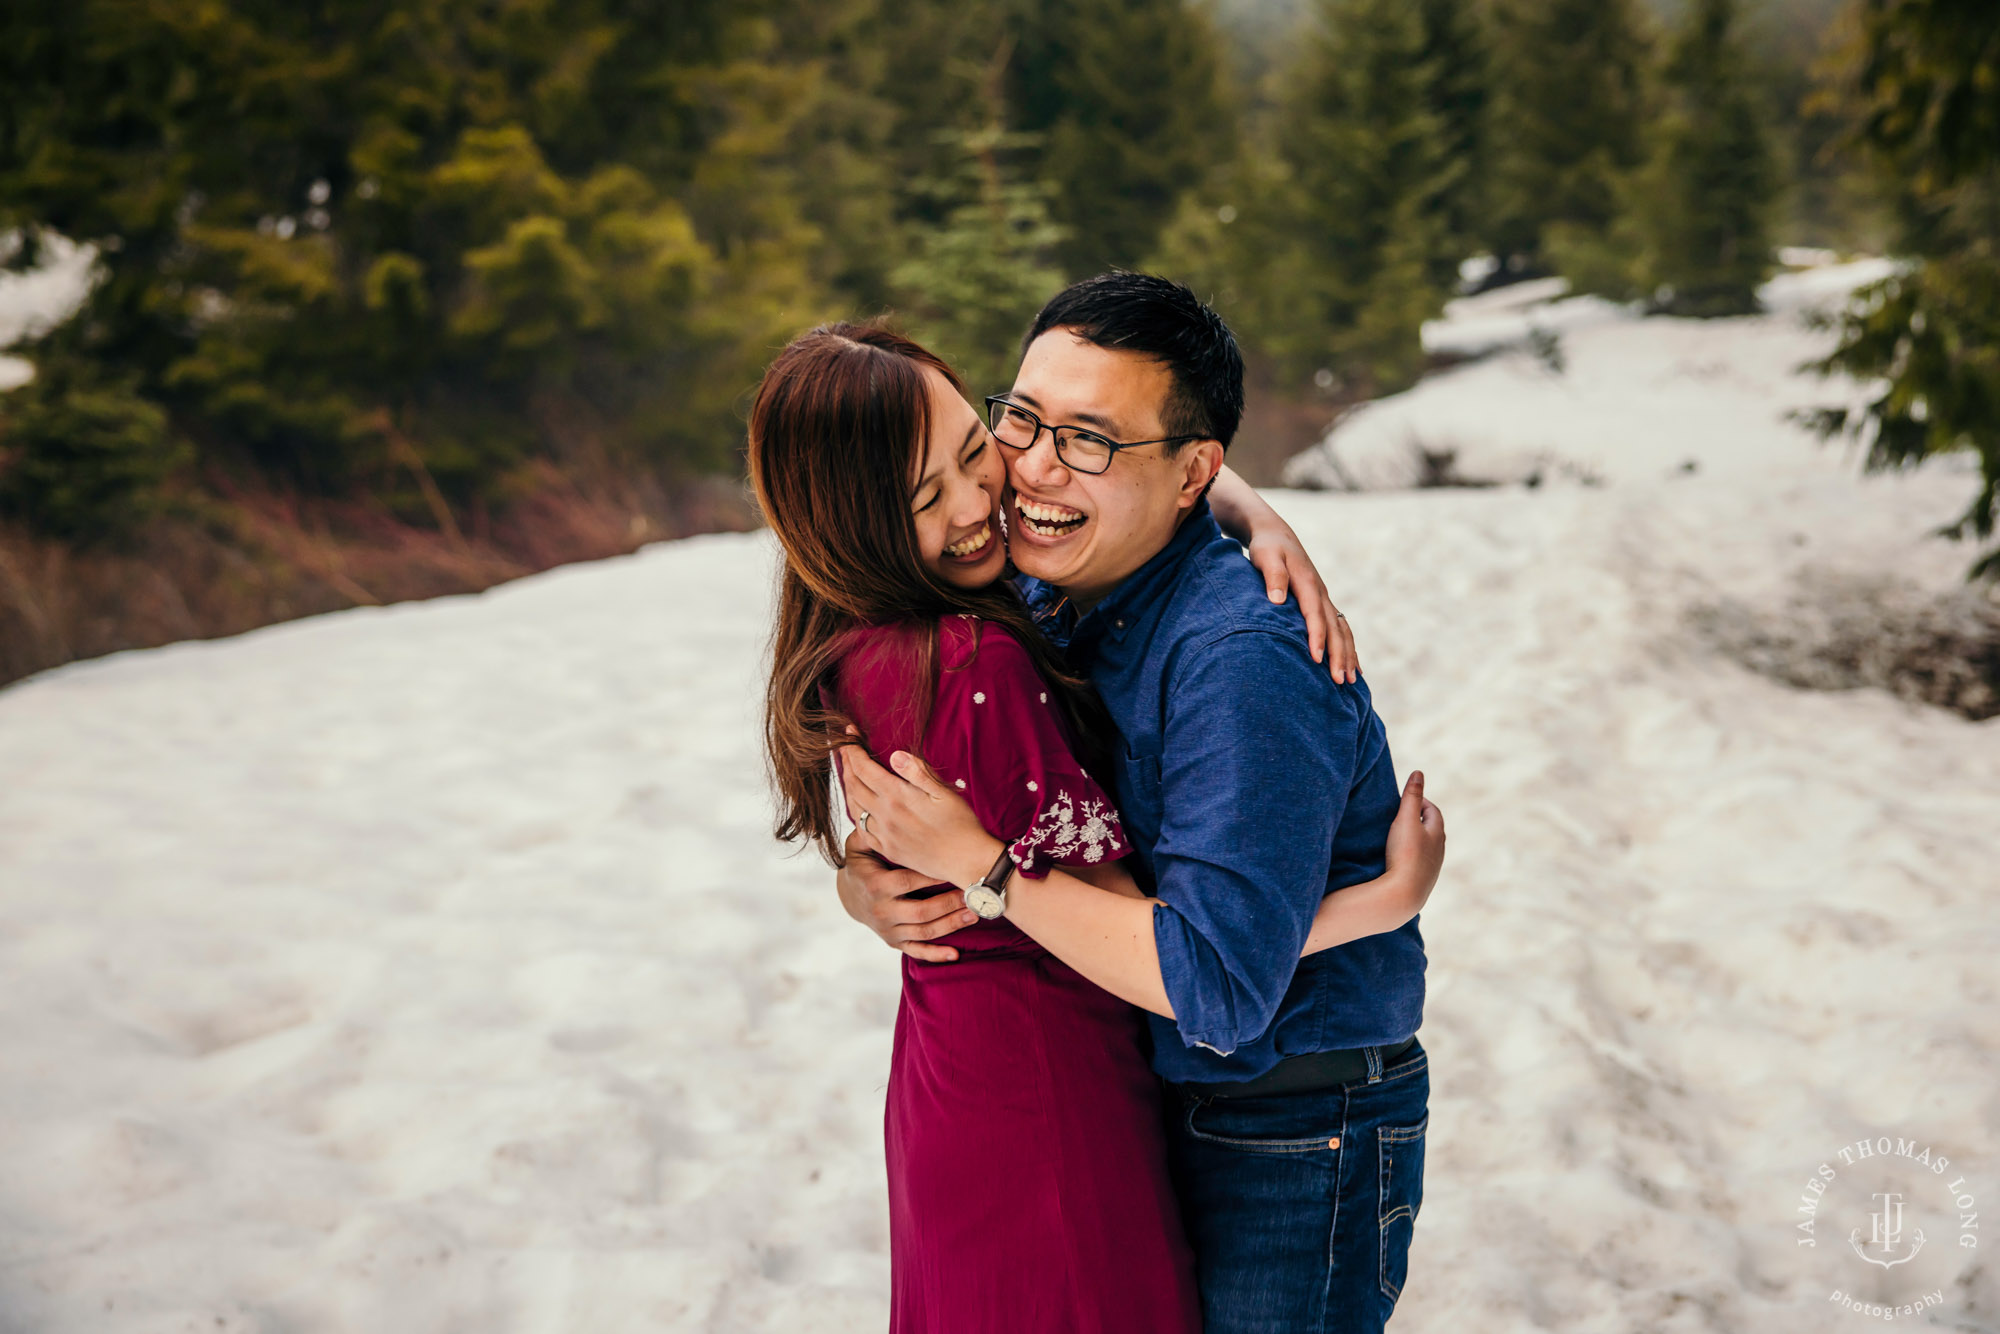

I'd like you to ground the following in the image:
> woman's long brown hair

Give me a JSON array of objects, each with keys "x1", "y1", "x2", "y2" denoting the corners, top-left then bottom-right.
[{"x1": 748, "y1": 322, "x2": 1109, "y2": 866}]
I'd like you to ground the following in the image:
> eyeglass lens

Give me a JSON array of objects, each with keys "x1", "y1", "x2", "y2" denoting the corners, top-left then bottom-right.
[{"x1": 988, "y1": 402, "x2": 1114, "y2": 473}]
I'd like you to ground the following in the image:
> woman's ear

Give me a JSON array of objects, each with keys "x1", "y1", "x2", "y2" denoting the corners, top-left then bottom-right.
[{"x1": 1177, "y1": 439, "x2": 1226, "y2": 511}]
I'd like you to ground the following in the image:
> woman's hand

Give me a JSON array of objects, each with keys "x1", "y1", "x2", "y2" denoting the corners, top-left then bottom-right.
[
  {"x1": 1383, "y1": 770, "x2": 1445, "y2": 905},
  {"x1": 837, "y1": 743, "x2": 1004, "y2": 889},
  {"x1": 1209, "y1": 465, "x2": 1359, "y2": 684},
  {"x1": 1299, "y1": 771, "x2": 1446, "y2": 955},
  {"x1": 1248, "y1": 526, "x2": 1358, "y2": 685}
]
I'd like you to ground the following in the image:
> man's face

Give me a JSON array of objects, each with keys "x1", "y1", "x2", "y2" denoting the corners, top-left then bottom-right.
[{"x1": 1000, "y1": 330, "x2": 1222, "y2": 604}]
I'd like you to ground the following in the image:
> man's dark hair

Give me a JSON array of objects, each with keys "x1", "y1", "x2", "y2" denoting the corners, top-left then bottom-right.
[{"x1": 1023, "y1": 271, "x2": 1246, "y2": 451}]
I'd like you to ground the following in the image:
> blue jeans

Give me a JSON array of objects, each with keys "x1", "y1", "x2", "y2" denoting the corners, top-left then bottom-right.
[{"x1": 1166, "y1": 1039, "x2": 1429, "y2": 1334}]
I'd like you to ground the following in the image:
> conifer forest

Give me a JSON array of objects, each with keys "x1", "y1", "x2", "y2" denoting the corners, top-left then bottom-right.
[{"x1": 0, "y1": 0, "x2": 1994, "y2": 682}]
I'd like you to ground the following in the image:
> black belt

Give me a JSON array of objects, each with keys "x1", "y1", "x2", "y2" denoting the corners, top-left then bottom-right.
[{"x1": 1176, "y1": 1036, "x2": 1419, "y2": 1099}]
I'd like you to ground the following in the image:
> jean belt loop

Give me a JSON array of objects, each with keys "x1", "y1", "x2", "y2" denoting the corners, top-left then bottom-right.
[{"x1": 1364, "y1": 1044, "x2": 1384, "y2": 1084}]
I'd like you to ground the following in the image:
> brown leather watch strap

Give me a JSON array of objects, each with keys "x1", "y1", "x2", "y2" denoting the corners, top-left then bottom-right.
[{"x1": 976, "y1": 843, "x2": 1017, "y2": 893}]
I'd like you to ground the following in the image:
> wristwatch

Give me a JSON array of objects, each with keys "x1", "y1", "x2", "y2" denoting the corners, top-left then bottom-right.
[{"x1": 963, "y1": 845, "x2": 1018, "y2": 920}]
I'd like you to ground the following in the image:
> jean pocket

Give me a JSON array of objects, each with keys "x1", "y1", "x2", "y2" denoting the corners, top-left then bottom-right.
[
  {"x1": 1378, "y1": 1117, "x2": 1427, "y2": 1302},
  {"x1": 1181, "y1": 1094, "x2": 1342, "y2": 1156}
]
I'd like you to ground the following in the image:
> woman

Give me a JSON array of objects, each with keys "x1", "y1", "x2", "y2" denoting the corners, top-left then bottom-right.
[{"x1": 749, "y1": 323, "x2": 1441, "y2": 1332}]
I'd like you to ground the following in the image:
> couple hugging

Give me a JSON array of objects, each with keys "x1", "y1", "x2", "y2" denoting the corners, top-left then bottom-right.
[{"x1": 750, "y1": 273, "x2": 1448, "y2": 1334}]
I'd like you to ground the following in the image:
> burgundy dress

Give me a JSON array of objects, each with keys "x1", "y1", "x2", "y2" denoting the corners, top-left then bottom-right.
[{"x1": 835, "y1": 615, "x2": 1201, "y2": 1334}]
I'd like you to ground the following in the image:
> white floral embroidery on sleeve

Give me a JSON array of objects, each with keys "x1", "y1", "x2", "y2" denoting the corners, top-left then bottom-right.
[{"x1": 1008, "y1": 781, "x2": 1126, "y2": 876}]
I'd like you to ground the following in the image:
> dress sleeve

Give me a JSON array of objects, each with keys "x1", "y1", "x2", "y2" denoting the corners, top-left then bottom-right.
[{"x1": 925, "y1": 617, "x2": 1129, "y2": 880}]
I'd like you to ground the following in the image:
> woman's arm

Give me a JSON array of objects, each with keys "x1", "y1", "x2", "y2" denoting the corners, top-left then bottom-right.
[
  {"x1": 1024, "y1": 772, "x2": 1446, "y2": 974},
  {"x1": 1302, "y1": 771, "x2": 1444, "y2": 953},
  {"x1": 1000, "y1": 861, "x2": 1176, "y2": 1015},
  {"x1": 1069, "y1": 859, "x2": 1150, "y2": 900},
  {"x1": 838, "y1": 745, "x2": 1446, "y2": 1019},
  {"x1": 1208, "y1": 465, "x2": 1359, "y2": 683}
]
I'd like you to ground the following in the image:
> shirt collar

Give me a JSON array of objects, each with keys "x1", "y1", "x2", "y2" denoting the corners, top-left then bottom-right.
[
  {"x1": 1074, "y1": 498, "x2": 1220, "y2": 647},
  {"x1": 1016, "y1": 574, "x2": 1078, "y2": 650}
]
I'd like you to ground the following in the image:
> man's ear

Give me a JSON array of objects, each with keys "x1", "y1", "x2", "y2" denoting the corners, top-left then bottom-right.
[{"x1": 1176, "y1": 439, "x2": 1226, "y2": 511}]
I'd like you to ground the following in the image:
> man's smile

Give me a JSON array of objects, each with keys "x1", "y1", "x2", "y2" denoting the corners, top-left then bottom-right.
[{"x1": 1013, "y1": 495, "x2": 1089, "y2": 541}]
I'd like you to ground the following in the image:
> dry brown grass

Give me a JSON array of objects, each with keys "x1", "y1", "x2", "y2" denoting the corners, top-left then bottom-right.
[{"x1": 0, "y1": 466, "x2": 759, "y2": 688}]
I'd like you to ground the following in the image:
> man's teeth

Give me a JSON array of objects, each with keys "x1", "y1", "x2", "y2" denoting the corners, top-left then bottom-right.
[
  {"x1": 1017, "y1": 499, "x2": 1087, "y2": 537},
  {"x1": 944, "y1": 523, "x2": 992, "y2": 557}
]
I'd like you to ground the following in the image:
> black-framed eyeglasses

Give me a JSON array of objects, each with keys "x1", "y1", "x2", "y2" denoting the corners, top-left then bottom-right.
[{"x1": 984, "y1": 396, "x2": 1204, "y2": 475}]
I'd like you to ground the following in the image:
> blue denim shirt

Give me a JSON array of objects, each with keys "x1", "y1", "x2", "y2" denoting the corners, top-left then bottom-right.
[{"x1": 1017, "y1": 501, "x2": 1426, "y2": 1083}]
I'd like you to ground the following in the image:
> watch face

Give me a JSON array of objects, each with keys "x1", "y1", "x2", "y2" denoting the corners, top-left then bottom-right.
[{"x1": 965, "y1": 885, "x2": 1005, "y2": 919}]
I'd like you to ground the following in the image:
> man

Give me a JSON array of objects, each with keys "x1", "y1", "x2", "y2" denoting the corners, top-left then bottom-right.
[{"x1": 839, "y1": 273, "x2": 1434, "y2": 1333}]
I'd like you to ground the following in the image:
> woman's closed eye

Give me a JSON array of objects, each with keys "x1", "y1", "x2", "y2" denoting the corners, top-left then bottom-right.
[{"x1": 915, "y1": 440, "x2": 988, "y2": 513}]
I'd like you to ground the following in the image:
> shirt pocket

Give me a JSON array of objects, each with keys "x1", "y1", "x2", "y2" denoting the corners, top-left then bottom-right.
[{"x1": 1124, "y1": 743, "x2": 1163, "y2": 803}]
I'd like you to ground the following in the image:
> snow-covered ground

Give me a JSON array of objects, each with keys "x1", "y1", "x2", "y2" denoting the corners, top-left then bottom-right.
[
  {"x1": 2, "y1": 262, "x2": 1997, "y2": 1332},
  {"x1": 1285, "y1": 259, "x2": 1901, "y2": 492}
]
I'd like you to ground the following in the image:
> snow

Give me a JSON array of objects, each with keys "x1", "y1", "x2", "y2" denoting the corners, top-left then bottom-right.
[
  {"x1": 1286, "y1": 260, "x2": 1901, "y2": 491},
  {"x1": 0, "y1": 234, "x2": 96, "y2": 390},
  {"x1": 2, "y1": 261, "x2": 1997, "y2": 1331}
]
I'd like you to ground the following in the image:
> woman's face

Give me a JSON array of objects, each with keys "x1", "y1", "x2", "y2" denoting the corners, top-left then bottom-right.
[{"x1": 909, "y1": 367, "x2": 1008, "y2": 589}]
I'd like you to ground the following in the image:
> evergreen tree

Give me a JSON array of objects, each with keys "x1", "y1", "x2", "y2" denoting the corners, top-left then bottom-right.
[
  {"x1": 790, "y1": 0, "x2": 1017, "y2": 311},
  {"x1": 1414, "y1": 0, "x2": 1495, "y2": 281},
  {"x1": 1147, "y1": 156, "x2": 1317, "y2": 376},
  {"x1": 1152, "y1": 0, "x2": 1468, "y2": 394},
  {"x1": 0, "y1": 0, "x2": 826, "y2": 542},
  {"x1": 760, "y1": 0, "x2": 908, "y2": 312},
  {"x1": 0, "y1": 360, "x2": 186, "y2": 539},
  {"x1": 1485, "y1": 0, "x2": 1653, "y2": 274},
  {"x1": 1278, "y1": 0, "x2": 1461, "y2": 389},
  {"x1": 1010, "y1": 0, "x2": 1235, "y2": 275},
  {"x1": 890, "y1": 124, "x2": 1068, "y2": 398},
  {"x1": 1637, "y1": 0, "x2": 1779, "y2": 315},
  {"x1": 1809, "y1": 0, "x2": 2000, "y2": 578}
]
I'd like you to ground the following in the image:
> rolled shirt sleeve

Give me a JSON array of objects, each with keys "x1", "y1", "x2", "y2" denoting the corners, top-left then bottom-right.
[{"x1": 1148, "y1": 629, "x2": 1363, "y2": 1055}]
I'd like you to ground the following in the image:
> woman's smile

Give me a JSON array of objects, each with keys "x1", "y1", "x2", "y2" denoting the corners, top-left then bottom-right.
[{"x1": 943, "y1": 518, "x2": 996, "y2": 560}]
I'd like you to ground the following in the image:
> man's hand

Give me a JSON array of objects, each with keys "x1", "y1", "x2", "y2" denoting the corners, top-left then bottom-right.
[{"x1": 835, "y1": 830, "x2": 979, "y2": 964}]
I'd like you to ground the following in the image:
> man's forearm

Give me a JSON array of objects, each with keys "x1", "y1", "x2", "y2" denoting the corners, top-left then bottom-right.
[{"x1": 1003, "y1": 870, "x2": 1176, "y2": 1018}]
